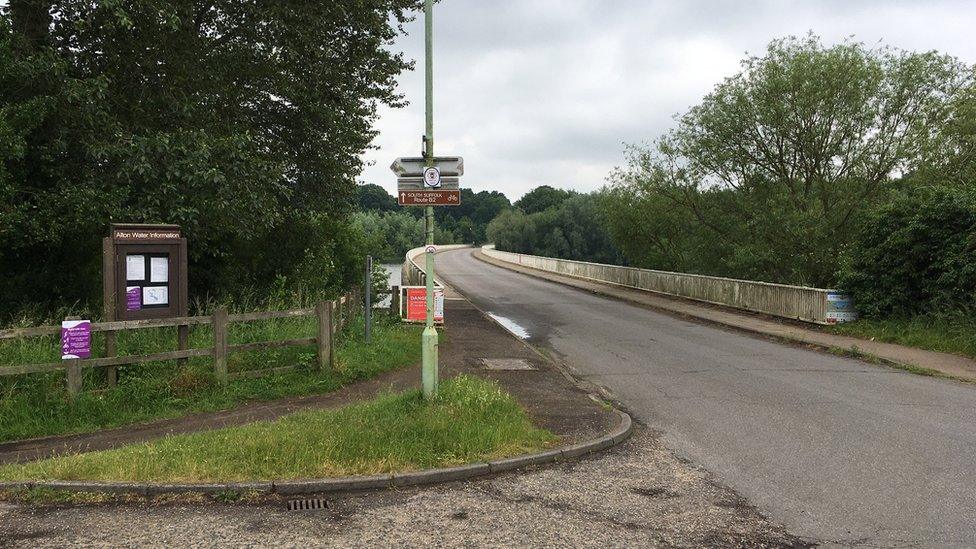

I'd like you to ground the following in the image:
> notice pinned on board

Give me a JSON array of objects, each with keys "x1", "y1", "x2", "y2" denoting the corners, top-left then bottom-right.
[
  {"x1": 126, "y1": 286, "x2": 141, "y2": 311},
  {"x1": 150, "y1": 257, "x2": 169, "y2": 283},
  {"x1": 143, "y1": 286, "x2": 169, "y2": 306},
  {"x1": 61, "y1": 320, "x2": 92, "y2": 360},
  {"x1": 126, "y1": 255, "x2": 146, "y2": 281}
]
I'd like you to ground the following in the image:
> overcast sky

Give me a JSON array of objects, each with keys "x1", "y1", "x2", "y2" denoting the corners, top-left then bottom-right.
[{"x1": 361, "y1": 0, "x2": 976, "y2": 200}]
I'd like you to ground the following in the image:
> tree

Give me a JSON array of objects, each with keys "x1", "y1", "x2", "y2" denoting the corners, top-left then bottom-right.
[
  {"x1": 433, "y1": 188, "x2": 511, "y2": 243},
  {"x1": 487, "y1": 209, "x2": 536, "y2": 254},
  {"x1": 514, "y1": 185, "x2": 574, "y2": 214},
  {"x1": 914, "y1": 76, "x2": 976, "y2": 187},
  {"x1": 609, "y1": 35, "x2": 972, "y2": 286},
  {"x1": 488, "y1": 192, "x2": 624, "y2": 264},
  {"x1": 352, "y1": 210, "x2": 456, "y2": 263},
  {"x1": 358, "y1": 184, "x2": 398, "y2": 212},
  {"x1": 838, "y1": 187, "x2": 976, "y2": 317},
  {"x1": 0, "y1": 0, "x2": 420, "y2": 316},
  {"x1": 555, "y1": 194, "x2": 624, "y2": 264}
]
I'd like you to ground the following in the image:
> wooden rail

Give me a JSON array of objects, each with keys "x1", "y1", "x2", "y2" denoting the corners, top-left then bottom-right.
[{"x1": 0, "y1": 290, "x2": 363, "y2": 398}]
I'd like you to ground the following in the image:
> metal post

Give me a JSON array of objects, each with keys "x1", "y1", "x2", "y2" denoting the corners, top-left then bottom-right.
[
  {"x1": 421, "y1": 0, "x2": 438, "y2": 399},
  {"x1": 365, "y1": 255, "x2": 372, "y2": 343}
]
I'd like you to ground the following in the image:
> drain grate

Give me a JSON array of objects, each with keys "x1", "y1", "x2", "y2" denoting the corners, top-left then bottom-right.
[
  {"x1": 481, "y1": 358, "x2": 537, "y2": 371},
  {"x1": 287, "y1": 498, "x2": 329, "y2": 511}
]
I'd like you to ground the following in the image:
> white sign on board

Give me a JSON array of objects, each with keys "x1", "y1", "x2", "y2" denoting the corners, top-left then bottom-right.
[
  {"x1": 150, "y1": 257, "x2": 169, "y2": 283},
  {"x1": 423, "y1": 166, "x2": 441, "y2": 188},
  {"x1": 143, "y1": 286, "x2": 169, "y2": 306},
  {"x1": 126, "y1": 255, "x2": 146, "y2": 281}
]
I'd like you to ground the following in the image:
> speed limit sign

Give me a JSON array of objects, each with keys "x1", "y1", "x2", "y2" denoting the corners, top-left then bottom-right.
[{"x1": 423, "y1": 166, "x2": 441, "y2": 188}]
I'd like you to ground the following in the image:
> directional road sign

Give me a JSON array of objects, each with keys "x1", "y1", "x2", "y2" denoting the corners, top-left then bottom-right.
[
  {"x1": 395, "y1": 176, "x2": 459, "y2": 191},
  {"x1": 399, "y1": 190, "x2": 461, "y2": 206},
  {"x1": 391, "y1": 157, "x2": 463, "y2": 178}
]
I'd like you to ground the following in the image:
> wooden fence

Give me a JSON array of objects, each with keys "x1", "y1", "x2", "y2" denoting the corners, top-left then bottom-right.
[{"x1": 0, "y1": 289, "x2": 374, "y2": 398}]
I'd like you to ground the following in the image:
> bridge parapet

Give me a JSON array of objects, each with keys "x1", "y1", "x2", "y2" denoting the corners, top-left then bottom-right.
[
  {"x1": 402, "y1": 244, "x2": 474, "y2": 287},
  {"x1": 481, "y1": 245, "x2": 855, "y2": 325}
]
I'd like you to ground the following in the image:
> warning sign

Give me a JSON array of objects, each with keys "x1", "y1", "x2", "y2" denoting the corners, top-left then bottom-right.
[{"x1": 402, "y1": 286, "x2": 444, "y2": 323}]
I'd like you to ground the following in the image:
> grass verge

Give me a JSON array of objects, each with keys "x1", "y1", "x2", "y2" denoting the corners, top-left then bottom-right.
[
  {"x1": 0, "y1": 315, "x2": 421, "y2": 442},
  {"x1": 0, "y1": 376, "x2": 555, "y2": 483},
  {"x1": 827, "y1": 314, "x2": 976, "y2": 360}
]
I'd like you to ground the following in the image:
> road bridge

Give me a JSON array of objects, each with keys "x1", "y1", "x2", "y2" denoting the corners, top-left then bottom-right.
[{"x1": 436, "y1": 248, "x2": 976, "y2": 547}]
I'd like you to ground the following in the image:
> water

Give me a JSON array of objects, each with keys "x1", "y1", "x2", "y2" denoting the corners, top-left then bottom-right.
[{"x1": 377, "y1": 263, "x2": 401, "y2": 309}]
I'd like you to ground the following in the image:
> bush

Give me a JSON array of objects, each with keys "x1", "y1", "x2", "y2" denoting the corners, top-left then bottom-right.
[
  {"x1": 838, "y1": 186, "x2": 976, "y2": 317},
  {"x1": 488, "y1": 192, "x2": 625, "y2": 264}
]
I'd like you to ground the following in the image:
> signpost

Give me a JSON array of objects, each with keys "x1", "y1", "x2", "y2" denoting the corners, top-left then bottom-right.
[
  {"x1": 393, "y1": 156, "x2": 462, "y2": 207},
  {"x1": 391, "y1": 0, "x2": 462, "y2": 399}
]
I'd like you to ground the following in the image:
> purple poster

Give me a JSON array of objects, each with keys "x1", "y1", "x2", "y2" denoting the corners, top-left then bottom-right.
[
  {"x1": 126, "y1": 286, "x2": 141, "y2": 311},
  {"x1": 61, "y1": 320, "x2": 92, "y2": 360}
]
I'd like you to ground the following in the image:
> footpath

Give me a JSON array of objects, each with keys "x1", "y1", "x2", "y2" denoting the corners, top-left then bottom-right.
[
  {"x1": 476, "y1": 250, "x2": 976, "y2": 383},
  {"x1": 0, "y1": 291, "x2": 617, "y2": 467}
]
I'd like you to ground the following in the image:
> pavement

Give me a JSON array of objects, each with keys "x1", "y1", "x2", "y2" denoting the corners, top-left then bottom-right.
[
  {"x1": 437, "y1": 248, "x2": 976, "y2": 548},
  {"x1": 0, "y1": 283, "x2": 804, "y2": 548}
]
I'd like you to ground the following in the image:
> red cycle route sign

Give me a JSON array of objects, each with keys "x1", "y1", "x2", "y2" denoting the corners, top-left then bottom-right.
[{"x1": 398, "y1": 190, "x2": 460, "y2": 206}]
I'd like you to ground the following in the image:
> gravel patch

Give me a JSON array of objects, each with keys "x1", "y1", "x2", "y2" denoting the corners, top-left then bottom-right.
[{"x1": 0, "y1": 429, "x2": 809, "y2": 548}]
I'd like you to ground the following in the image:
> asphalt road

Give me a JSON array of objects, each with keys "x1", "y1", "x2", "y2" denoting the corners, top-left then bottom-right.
[{"x1": 436, "y1": 249, "x2": 976, "y2": 547}]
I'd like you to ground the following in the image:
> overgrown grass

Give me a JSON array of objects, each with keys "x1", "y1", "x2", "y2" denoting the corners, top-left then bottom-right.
[
  {"x1": 827, "y1": 314, "x2": 976, "y2": 360},
  {"x1": 0, "y1": 314, "x2": 421, "y2": 442},
  {"x1": 0, "y1": 376, "x2": 555, "y2": 482}
]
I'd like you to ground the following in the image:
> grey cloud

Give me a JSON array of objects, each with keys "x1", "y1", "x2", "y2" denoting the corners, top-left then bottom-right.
[{"x1": 363, "y1": 0, "x2": 976, "y2": 200}]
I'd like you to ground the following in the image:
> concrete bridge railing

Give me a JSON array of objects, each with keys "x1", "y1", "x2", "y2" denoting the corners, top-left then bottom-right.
[
  {"x1": 481, "y1": 245, "x2": 855, "y2": 325},
  {"x1": 402, "y1": 244, "x2": 474, "y2": 287}
]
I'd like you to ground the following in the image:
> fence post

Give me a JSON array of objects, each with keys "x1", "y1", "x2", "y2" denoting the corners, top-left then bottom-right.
[
  {"x1": 348, "y1": 289, "x2": 356, "y2": 324},
  {"x1": 65, "y1": 359, "x2": 82, "y2": 398},
  {"x1": 177, "y1": 324, "x2": 189, "y2": 369},
  {"x1": 213, "y1": 307, "x2": 229, "y2": 384},
  {"x1": 391, "y1": 285, "x2": 400, "y2": 317},
  {"x1": 102, "y1": 237, "x2": 118, "y2": 387},
  {"x1": 104, "y1": 333, "x2": 118, "y2": 387},
  {"x1": 336, "y1": 294, "x2": 345, "y2": 330},
  {"x1": 365, "y1": 256, "x2": 372, "y2": 343},
  {"x1": 349, "y1": 289, "x2": 357, "y2": 321},
  {"x1": 329, "y1": 300, "x2": 337, "y2": 369},
  {"x1": 316, "y1": 301, "x2": 334, "y2": 372}
]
